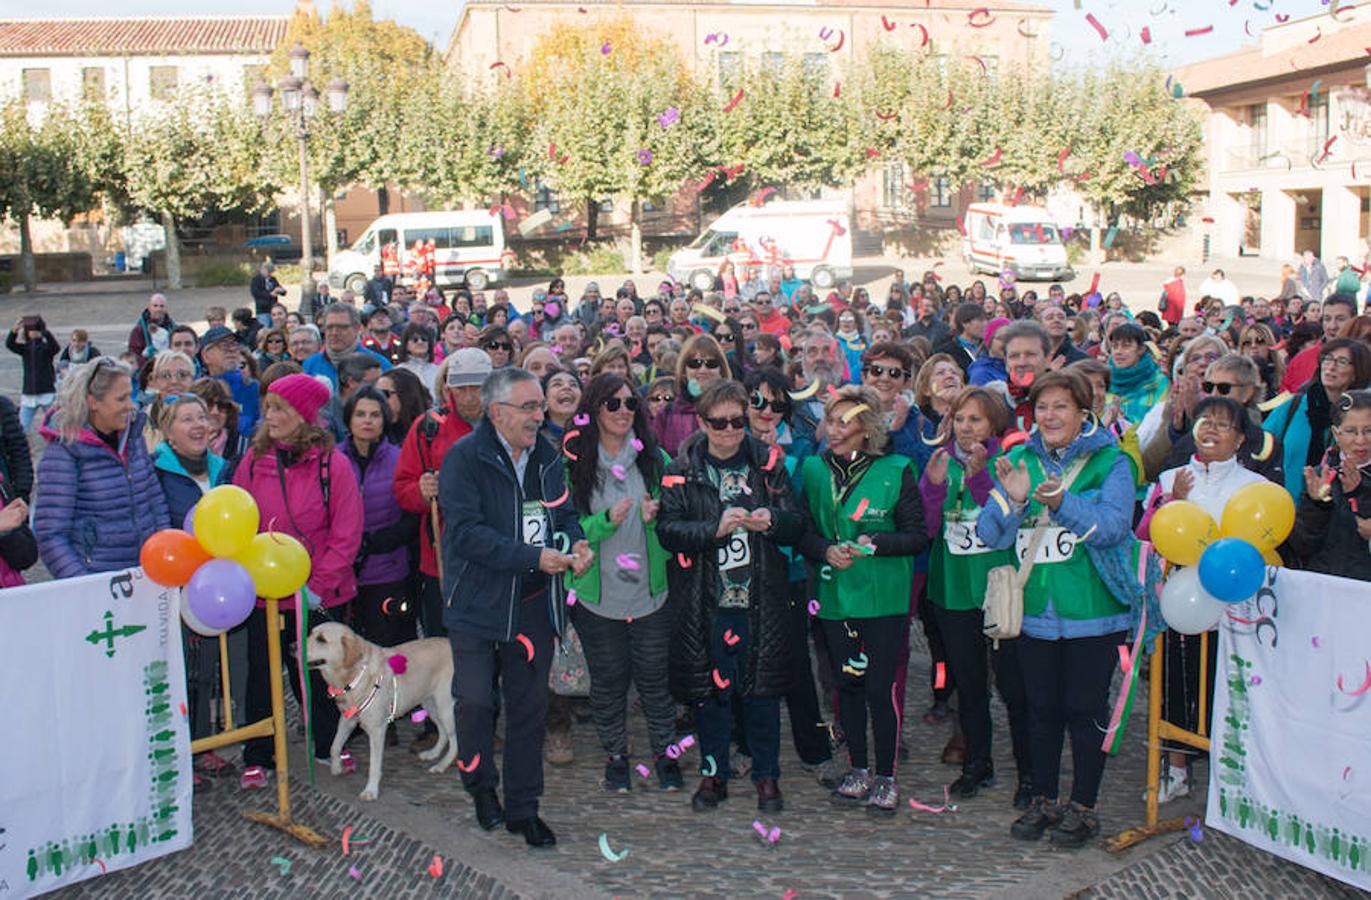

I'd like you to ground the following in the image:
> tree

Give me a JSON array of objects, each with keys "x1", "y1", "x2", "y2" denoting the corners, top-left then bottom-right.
[
  {"x1": 0, "y1": 102, "x2": 105, "y2": 292},
  {"x1": 519, "y1": 18, "x2": 715, "y2": 269}
]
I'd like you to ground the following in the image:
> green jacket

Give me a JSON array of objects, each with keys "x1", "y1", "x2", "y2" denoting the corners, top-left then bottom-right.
[
  {"x1": 565, "y1": 449, "x2": 670, "y2": 606},
  {"x1": 929, "y1": 450, "x2": 1013, "y2": 612}
]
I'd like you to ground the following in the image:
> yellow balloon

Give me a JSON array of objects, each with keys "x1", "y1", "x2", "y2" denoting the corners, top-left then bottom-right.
[
  {"x1": 237, "y1": 532, "x2": 311, "y2": 599},
  {"x1": 1149, "y1": 500, "x2": 1219, "y2": 567},
  {"x1": 1262, "y1": 546, "x2": 1283, "y2": 567},
  {"x1": 193, "y1": 485, "x2": 261, "y2": 559},
  {"x1": 1220, "y1": 481, "x2": 1296, "y2": 551}
]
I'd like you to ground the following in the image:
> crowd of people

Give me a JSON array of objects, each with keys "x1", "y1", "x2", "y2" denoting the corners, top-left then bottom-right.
[{"x1": 8, "y1": 256, "x2": 1371, "y2": 851}]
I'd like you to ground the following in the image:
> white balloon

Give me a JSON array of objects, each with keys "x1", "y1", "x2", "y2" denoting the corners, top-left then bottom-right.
[
  {"x1": 1159, "y1": 566, "x2": 1225, "y2": 635},
  {"x1": 179, "y1": 587, "x2": 229, "y2": 637}
]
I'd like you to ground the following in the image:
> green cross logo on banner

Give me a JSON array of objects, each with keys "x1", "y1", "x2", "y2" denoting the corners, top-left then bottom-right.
[{"x1": 84, "y1": 610, "x2": 147, "y2": 659}]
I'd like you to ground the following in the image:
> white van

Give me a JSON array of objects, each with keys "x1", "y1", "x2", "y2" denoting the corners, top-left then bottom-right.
[
  {"x1": 962, "y1": 203, "x2": 1074, "y2": 282},
  {"x1": 668, "y1": 200, "x2": 853, "y2": 292},
  {"x1": 329, "y1": 210, "x2": 508, "y2": 293}
]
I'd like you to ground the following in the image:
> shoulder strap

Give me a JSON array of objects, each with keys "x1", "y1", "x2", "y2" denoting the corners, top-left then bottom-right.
[{"x1": 1014, "y1": 453, "x2": 1095, "y2": 586}]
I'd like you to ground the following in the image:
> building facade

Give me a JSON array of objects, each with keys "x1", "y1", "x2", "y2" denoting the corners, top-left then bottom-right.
[{"x1": 1174, "y1": 8, "x2": 1371, "y2": 265}]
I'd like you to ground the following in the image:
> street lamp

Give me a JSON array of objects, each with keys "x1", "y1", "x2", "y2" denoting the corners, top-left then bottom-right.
[{"x1": 251, "y1": 42, "x2": 348, "y2": 300}]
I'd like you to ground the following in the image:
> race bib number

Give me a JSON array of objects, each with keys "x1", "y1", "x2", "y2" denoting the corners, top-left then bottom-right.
[
  {"x1": 717, "y1": 531, "x2": 751, "y2": 572},
  {"x1": 1015, "y1": 527, "x2": 1078, "y2": 565},
  {"x1": 522, "y1": 501, "x2": 549, "y2": 547},
  {"x1": 944, "y1": 517, "x2": 994, "y2": 556}
]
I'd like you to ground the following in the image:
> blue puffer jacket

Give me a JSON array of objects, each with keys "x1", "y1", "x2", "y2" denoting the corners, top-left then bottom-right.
[
  {"x1": 35, "y1": 413, "x2": 171, "y2": 578},
  {"x1": 152, "y1": 442, "x2": 228, "y2": 528}
]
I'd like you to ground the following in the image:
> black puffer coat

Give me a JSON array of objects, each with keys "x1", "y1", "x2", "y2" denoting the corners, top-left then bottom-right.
[
  {"x1": 657, "y1": 433, "x2": 817, "y2": 702},
  {"x1": 1286, "y1": 453, "x2": 1371, "y2": 582}
]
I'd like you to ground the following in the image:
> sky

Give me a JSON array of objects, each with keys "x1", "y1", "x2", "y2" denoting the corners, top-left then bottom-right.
[{"x1": 0, "y1": 0, "x2": 1340, "y2": 64}]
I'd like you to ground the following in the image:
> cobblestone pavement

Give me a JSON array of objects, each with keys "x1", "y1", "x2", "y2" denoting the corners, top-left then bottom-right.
[{"x1": 46, "y1": 631, "x2": 1366, "y2": 900}]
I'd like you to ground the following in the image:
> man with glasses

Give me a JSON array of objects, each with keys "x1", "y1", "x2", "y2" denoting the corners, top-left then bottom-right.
[
  {"x1": 439, "y1": 366, "x2": 591, "y2": 848},
  {"x1": 289, "y1": 325, "x2": 321, "y2": 363},
  {"x1": 751, "y1": 291, "x2": 790, "y2": 337},
  {"x1": 362, "y1": 307, "x2": 401, "y2": 363},
  {"x1": 1280, "y1": 292, "x2": 1358, "y2": 393},
  {"x1": 303, "y1": 303, "x2": 393, "y2": 390},
  {"x1": 198, "y1": 325, "x2": 260, "y2": 435}
]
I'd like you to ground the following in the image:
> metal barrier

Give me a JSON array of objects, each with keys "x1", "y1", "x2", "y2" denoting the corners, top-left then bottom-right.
[
  {"x1": 1105, "y1": 630, "x2": 1211, "y2": 852},
  {"x1": 189, "y1": 597, "x2": 327, "y2": 847}
]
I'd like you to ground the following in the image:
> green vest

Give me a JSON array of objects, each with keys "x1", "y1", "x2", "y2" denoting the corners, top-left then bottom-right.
[
  {"x1": 802, "y1": 453, "x2": 914, "y2": 620},
  {"x1": 929, "y1": 451, "x2": 1013, "y2": 611},
  {"x1": 1012, "y1": 446, "x2": 1128, "y2": 621}
]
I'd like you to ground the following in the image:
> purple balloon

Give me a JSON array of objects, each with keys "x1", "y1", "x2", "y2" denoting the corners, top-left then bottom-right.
[
  {"x1": 186, "y1": 559, "x2": 256, "y2": 630},
  {"x1": 183, "y1": 505, "x2": 197, "y2": 536}
]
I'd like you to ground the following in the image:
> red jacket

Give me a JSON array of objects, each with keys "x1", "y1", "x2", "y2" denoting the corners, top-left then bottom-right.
[
  {"x1": 233, "y1": 444, "x2": 363, "y2": 610},
  {"x1": 1281, "y1": 343, "x2": 1319, "y2": 394},
  {"x1": 393, "y1": 409, "x2": 473, "y2": 576},
  {"x1": 757, "y1": 307, "x2": 790, "y2": 337},
  {"x1": 1161, "y1": 278, "x2": 1186, "y2": 325}
]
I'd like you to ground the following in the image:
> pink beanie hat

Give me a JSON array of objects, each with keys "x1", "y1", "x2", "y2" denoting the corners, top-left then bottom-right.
[
  {"x1": 268, "y1": 373, "x2": 330, "y2": 424},
  {"x1": 983, "y1": 317, "x2": 1012, "y2": 345}
]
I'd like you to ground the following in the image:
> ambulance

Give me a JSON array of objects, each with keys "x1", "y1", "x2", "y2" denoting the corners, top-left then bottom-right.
[
  {"x1": 961, "y1": 203, "x2": 1074, "y2": 282},
  {"x1": 668, "y1": 200, "x2": 853, "y2": 292},
  {"x1": 329, "y1": 210, "x2": 508, "y2": 293}
]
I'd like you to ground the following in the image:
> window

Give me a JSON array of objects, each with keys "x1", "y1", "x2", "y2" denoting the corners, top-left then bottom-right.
[
  {"x1": 1309, "y1": 93, "x2": 1330, "y2": 159},
  {"x1": 802, "y1": 53, "x2": 828, "y2": 81},
  {"x1": 1249, "y1": 103, "x2": 1268, "y2": 161},
  {"x1": 353, "y1": 231, "x2": 376, "y2": 254},
  {"x1": 402, "y1": 227, "x2": 452, "y2": 249},
  {"x1": 978, "y1": 182, "x2": 997, "y2": 203},
  {"x1": 763, "y1": 52, "x2": 785, "y2": 78},
  {"x1": 930, "y1": 177, "x2": 952, "y2": 208},
  {"x1": 533, "y1": 182, "x2": 560, "y2": 215},
  {"x1": 597, "y1": 198, "x2": 614, "y2": 214},
  {"x1": 451, "y1": 226, "x2": 494, "y2": 248},
  {"x1": 149, "y1": 65, "x2": 179, "y2": 101},
  {"x1": 881, "y1": 162, "x2": 905, "y2": 210},
  {"x1": 718, "y1": 51, "x2": 742, "y2": 88},
  {"x1": 82, "y1": 67, "x2": 106, "y2": 102},
  {"x1": 22, "y1": 68, "x2": 50, "y2": 102}
]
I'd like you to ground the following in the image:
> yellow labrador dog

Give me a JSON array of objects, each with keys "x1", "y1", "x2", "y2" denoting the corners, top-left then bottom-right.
[{"x1": 307, "y1": 622, "x2": 458, "y2": 801}]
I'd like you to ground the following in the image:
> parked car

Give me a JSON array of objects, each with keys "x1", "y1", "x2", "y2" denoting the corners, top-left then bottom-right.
[{"x1": 244, "y1": 234, "x2": 302, "y2": 262}]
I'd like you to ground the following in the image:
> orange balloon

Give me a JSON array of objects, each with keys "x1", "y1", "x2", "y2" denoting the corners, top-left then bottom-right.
[{"x1": 141, "y1": 529, "x2": 212, "y2": 587}]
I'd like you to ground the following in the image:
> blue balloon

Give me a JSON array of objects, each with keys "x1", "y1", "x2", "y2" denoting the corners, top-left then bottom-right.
[{"x1": 1197, "y1": 538, "x2": 1266, "y2": 603}]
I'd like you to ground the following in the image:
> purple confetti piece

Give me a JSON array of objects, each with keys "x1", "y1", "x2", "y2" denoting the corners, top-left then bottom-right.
[
  {"x1": 678, "y1": 734, "x2": 696, "y2": 749},
  {"x1": 752, "y1": 820, "x2": 768, "y2": 837},
  {"x1": 636, "y1": 148, "x2": 654, "y2": 166},
  {"x1": 657, "y1": 106, "x2": 680, "y2": 129},
  {"x1": 1312, "y1": 636, "x2": 1321, "y2": 648},
  {"x1": 1123, "y1": 150, "x2": 1142, "y2": 167},
  {"x1": 611, "y1": 464, "x2": 627, "y2": 481},
  {"x1": 573, "y1": 413, "x2": 590, "y2": 426},
  {"x1": 1250, "y1": 675, "x2": 1262, "y2": 686},
  {"x1": 767, "y1": 826, "x2": 781, "y2": 844},
  {"x1": 348, "y1": 865, "x2": 362, "y2": 881},
  {"x1": 488, "y1": 144, "x2": 504, "y2": 159},
  {"x1": 566, "y1": 589, "x2": 578, "y2": 607},
  {"x1": 666, "y1": 743, "x2": 682, "y2": 760},
  {"x1": 601, "y1": 41, "x2": 612, "y2": 54},
  {"x1": 411, "y1": 708, "x2": 428, "y2": 724},
  {"x1": 615, "y1": 552, "x2": 641, "y2": 570},
  {"x1": 630, "y1": 437, "x2": 644, "y2": 452},
  {"x1": 545, "y1": 301, "x2": 560, "y2": 318},
  {"x1": 808, "y1": 599, "x2": 821, "y2": 615},
  {"x1": 635, "y1": 763, "x2": 651, "y2": 778}
]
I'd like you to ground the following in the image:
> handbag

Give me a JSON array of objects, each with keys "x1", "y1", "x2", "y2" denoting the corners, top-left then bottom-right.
[
  {"x1": 981, "y1": 456, "x2": 1091, "y2": 645},
  {"x1": 549, "y1": 621, "x2": 591, "y2": 697}
]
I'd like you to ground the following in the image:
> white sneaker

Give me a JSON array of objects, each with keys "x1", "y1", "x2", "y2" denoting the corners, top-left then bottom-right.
[{"x1": 1156, "y1": 767, "x2": 1191, "y2": 804}]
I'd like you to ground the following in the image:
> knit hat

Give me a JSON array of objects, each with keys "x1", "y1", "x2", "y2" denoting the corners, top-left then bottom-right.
[
  {"x1": 984, "y1": 317, "x2": 1012, "y2": 345},
  {"x1": 268, "y1": 373, "x2": 330, "y2": 424},
  {"x1": 446, "y1": 347, "x2": 493, "y2": 387}
]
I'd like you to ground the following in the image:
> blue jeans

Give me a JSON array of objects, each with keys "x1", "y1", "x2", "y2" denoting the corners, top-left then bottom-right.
[
  {"x1": 693, "y1": 609, "x2": 781, "y2": 784},
  {"x1": 18, "y1": 402, "x2": 47, "y2": 432}
]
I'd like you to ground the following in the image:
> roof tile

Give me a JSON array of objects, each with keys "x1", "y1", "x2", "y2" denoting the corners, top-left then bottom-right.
[{"x1": 0, "y1": 17, "x2": 288, "y2": 56}]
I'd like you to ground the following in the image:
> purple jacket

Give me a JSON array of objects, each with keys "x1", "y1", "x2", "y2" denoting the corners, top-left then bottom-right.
[
  {"x1": 652, "y1": 392, "x2": 698, "y2": 458},
  {"x1": 35, "y1": 412, "x2": 170, "y2": 578},
  {"x1": 918, "y1": 436, "x2": 1001, "y2": 533},
  {"x1": 345, "y1": 439, "x2": 410, "y2": 585}
]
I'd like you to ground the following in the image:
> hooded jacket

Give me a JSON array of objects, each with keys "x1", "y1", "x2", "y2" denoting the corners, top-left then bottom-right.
[
  {"x1": 35, "y1": 412, "x2": 170, "y2": 578},
  {"x1": 127, "y1": 309, "x2": 175, "y2": 359},
  {"x1": 5, "y1": 328, "x2": 59, "y2": 396},
  {"x1": 652, "y1": 390, "x2": 700, "y2": 458},
  {"x1": 152, "y1": 442, "x2": 228, "y2": 528}
]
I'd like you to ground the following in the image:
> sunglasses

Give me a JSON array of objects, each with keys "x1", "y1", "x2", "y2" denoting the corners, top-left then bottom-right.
[
  {"x1": 1241, "y1": 338, "x2": 1267, "y2": 348},
  {"x1": 863, "y1": 363, "x2": 908, "y2": 380},
  {"x1": 750, "y1": 392, "x2": 789, "y2": 414},
  {"x1": 741, "y1": 323, "x2": 758, "y2": 332},
  {"x1": 649, "y1": 394, "x2": 674, "y2": 403},
  {"x1": 716, "y1": 333, "x2": 736, "y2": 344},
  {"x1": 686, "y1": 357, "x2": 721, "y2": 370},
  {"x1": 1202, "y1": 381, "x2": 1244, "y2": 395},
  {"x1": 702, "y1": 415, "x2": 747, "y2": 431},
  {"x1": 602, "y1": 395, "x2": 640, "y2": 412},
  {"x1": 483, "y1": 341, "x2": 512, "y2": 352}
]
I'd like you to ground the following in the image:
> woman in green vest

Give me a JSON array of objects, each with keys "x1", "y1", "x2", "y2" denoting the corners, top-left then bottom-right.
[
  {"x1": 800, "y1": 385, "x2": 928, "y2": 815},
  {"x1": 976, "y1": 369, "x2": 1136, "y2": 849},
  {"x1": 921, "y1": 386, "x2": 1033, "y2": 808},
  {"x1": 563, "y1": 373, "x2": 678, "y2": 794}
]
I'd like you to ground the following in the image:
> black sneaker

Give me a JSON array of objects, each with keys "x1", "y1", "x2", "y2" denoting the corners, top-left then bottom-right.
[
  {"x1": 1010, "y1": 797, "x2": 1063, "y2": 841},
  {"x1": 691, "y1": 776, "x2": 728, "y2": 811},
  {"x1": 1050, "y1": 804, "x2": 1100, "y2": 848},
  {"x1": 949, "y1": 760, "x2": 995, "y2": 800},
  {"x1": 1012, "y1": 778, "x2": 1034, "y2": 810},
  {"x1": 656, "y1": 755, "x2": 684, "y2": 792},
  {"x1": 604, "y1": 755, "x2": 631, "y2": 793}
]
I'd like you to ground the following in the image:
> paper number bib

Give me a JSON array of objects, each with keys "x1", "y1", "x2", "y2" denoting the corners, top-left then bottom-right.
[
  {"x1": 1015, "y1": 526, "x2": 1078, "y2": 565},
  {"x1": 522, "y1": 501, "x2": 549, "y2": 547},
  {"x1": 944, "y1": 514, "x2": 994, "y2": 556},
  {"x1": 717, "y1": 531, "x2": 751, "y2": 572}
]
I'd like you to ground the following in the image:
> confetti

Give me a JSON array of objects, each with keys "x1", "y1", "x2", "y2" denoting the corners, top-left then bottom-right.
[
  {"x1": 601, "y1": 40, "x2": 612, "y2": 54},
  {"x1": 543, "y1": 487, "x2": 570, "y2": 508},
  {"x1": 808, "y1": 599, "x2": 821, "y2": 616},
  {"x1": 488, "y1": 61, "x2": 512, "y2": 79},
  {"x1": 840, "y1": 403, "x2": 870, "y2": 423},
  {"x1": 635, "y1": 763, "x2": 651, "y2": 778},
  {"x1": 881, "y1": 14, "x2": 897, "y2": 30},
  {"x1": 516, "y1": 633, "x2": 535, "y2": 662},
  {"x1": 427, "y1": 855, "x2": 444, "y2": 878},
  {"x1": 712, "y1": 668, "x2": 731, "y2": 690},
  {"x1": 1184, "y1": 817, "x2": 1204, "y2": 843},
  {"x1": 631, "y1": 437, "x2": 644, "y2": 452},
  {"x1": 1312, "y1": 636, "x2": 1321, "y2": 648},
  {"x1": 1336, "y1": 660, "x2": 1371, "y2": 696},
  {"x1": 598, "y1": 833, "x2": 630, "y2": 862},
  {"x1": 662, "y1": 475, "x2": 686, "y2": 487},
  {"x1": 561, "y1": 429, "x2": 581, "y2": 461},
  {"x1": 616, "y1": 553, "x2": 642, "y2": 570},
  {"x1": 723, "y1": 88, "x2": 745, "y2": 113},
  {"x1": 1117, "y1": 644, "x2": 1132, "y2": 674},
  {"x1": 783, "y1": 892, "x2": 799, "y2": 900},
  {"x1": 693, "y1": 303, "x2": 727, "y2": 323},
  {"x1": 700, "y1": 754, "x2": 718, "y2": 776},
  {"x1": 934, "y1": 662, "x2": 947, "y2": 690},
  {"x1": 666, "y1": 742, "x2": 683, "y2": 759},
  {"x1": 270, "y1": 856, "x2": 291, "y2": 876},
  {"x1": 1184, "y1": 25, "x2": 1213, "y2": 37},
  {"x1": 1250, "y1": 675, "x2": 1262, "y2": 686},
  {"x1": 679, "y1": 735, "x2": 696, "y2": 749},
  {"x1": 789, "y1": 378, "x2": 821, "y2": 401},
  {"x1": 411, "y1": 708, "x2": 428, "y2": 723},
  {"x1": 636, "y1": 149, "x2": 654, "y2": 166},
  {"x1": 723, "y1": 628, "x2": 741, "y2": 646},
  {"x1": 386, "y1": 654, "x2": 407, "y2": 675},
  {"x1": 677, "y1": 552, "x2": 693, "y2": 568},
  {"x1": 611, "y1": 464, "x2": 627, "y2": 481},
  {"x1": 566, "y1": 589, "x2": 578, "y2": 606},
  {"x1": 349, "y1": 865, "x2": 362, "y2": 881},
  {"x1": 573, "y1": 413, "x2": 590, "y2": 426},
  {"x1": 849, "y1": 498, "x2": 870, "y2": 521},
  {"x1": 908, "y1": 784, "x2": 957, "y2": 813},
  {"x1": 1085, "y1": 12, "x2": 1108, "y2": 41},
  {"x1": 762, "y1": 445, "x2": 781, "y2": 472},
  {"x1": 457, "y1": 752, "x2": 481, "y2": 773},
  {"x1": 967, "y1": 7, "x2": 995, "y2": 27}
]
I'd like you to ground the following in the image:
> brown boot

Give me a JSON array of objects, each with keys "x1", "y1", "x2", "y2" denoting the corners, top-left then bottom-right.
[{"x1": 941, "y1": 732, "x2": 966, "y2": 766}]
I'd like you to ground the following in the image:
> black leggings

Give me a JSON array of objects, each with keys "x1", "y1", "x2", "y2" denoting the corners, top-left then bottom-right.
[
  {"x1": 784, "y1": 580, "x2": 832, "y2": 766},
  {"x1": 932, "y1": 604, "x2": 1031, "y2": 777},
  {"x1": 820, "y1": 615, "x2": 908, "y2": 778},
  {"x1": 1019, "y1": 631, "x2": 1125, "y2": 808},
  {"x1": 1161, "y1": 629, "x2": 1217, "y2": 756},
  {"x1": 351, "y1": 580, "x2": 417, "y2": 649},
  {"x1": 244, "y1": 603, "x2": 342, "y2": 767}
]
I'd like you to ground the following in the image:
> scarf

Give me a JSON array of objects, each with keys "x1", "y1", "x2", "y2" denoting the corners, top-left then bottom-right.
[
  {"x1": 1108, "y1": 353, "x2": 1161, "y2": 397},
  {"x1": 1305, "y1": 381, "x2": 1334, "y2": 468},
  {"x1": 173, "y1": 448, "x2": 209, "y2": 478},
  {"x1": 824, "y1": 449, "x2": 875, "y2": 503}
]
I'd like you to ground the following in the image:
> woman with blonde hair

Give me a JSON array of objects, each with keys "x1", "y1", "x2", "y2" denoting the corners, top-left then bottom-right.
[
  {"x1": 799, "y1": 384, "x2": 928, "y2": 814},
  {"x1": 590, "y1": 340, "x2": 632, "y2": 381},
  {"x1": 652, "y1": 333, "x2": 731, "y2": 456},
  {"x1": 1238, "y1": 322, "x2": 1284, "y2": 400}
]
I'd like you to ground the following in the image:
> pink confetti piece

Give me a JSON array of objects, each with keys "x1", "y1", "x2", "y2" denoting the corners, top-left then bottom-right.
[
  {"x1": 572, "y1": 413, "x2": 590, "y2": 426},
  {"x1": 616, "y1": 553, "x2": 641, "y2": 570},
  {"x1": 1117, "y1": 644, "x2": 1132, "y2": 674},
  {"x1": 1250, "y1": 675, "x2": 1262, "y2": 686},
  {"x1": 1336, "y1": 660, "x2": 1371, "y2": 696},
  {"x1": 386, "y1": 654, "x2": 407, "y2": 675},
  {"x1": 427, "y1": 855, "x2": 444, "y2": 878},
  {"x1": 762, "y1": 445, "x2": 780, "y2": 471},
  {"x1": 908, "y1": 785, "x2": 956, "y2": 814},
  {"x1": 712, "y1": 668, "x2": 730, "y2": 690},
  {"x1": 457, "y1": 752, "x2": 481, "y2": 773},
  {"x1": 768, "y1": 826, "x2": 781, "y2": 844},
  {"x1": 543, "y1": 487, "x2": 570, "y2": 508},
  {"x1": 657, "y1": 107, "x2": 679, "y2": 129},
  {"x1": 678, "y1": 734, "x2": 696, "y2": 749},
  {"x1": 342, "y1": 825, "x2": 354, "y2": 855},
  {"x1": 630, "y1": 437, "x2": 644, "y2": 452},
  {"x1": 611, "y1": 464, "x2": 627, "y2": 481},
  {"x1": 665, "y1": 742, "x2": 682, "y2": 759},
  {"x1": 636, "y1": 149, "x2": 654, "y2": 166},
  {"x1": 677, "y1": 552, "x2": 693, "y2": 568},
  {"x1": 1312, "y1": 636, "x2": 1321, "y2": 648},
  {"x1": 516, "y1": 633, "x2": 535, "y2": 662},
  {"x1": 752, "y1": 820, "x2": 768, "y2": 838},
  {"x1": 723, "y1": 628, "x2": 741, "y2": 646},
  {"x1": 783, "y1": 892, "x2": 799, "y2": 900},
  {"x1": 411, "y1": 708, "x2": 428, "y2": 723},
  {"x1": 635, "y1": 763, "x2": 651, "y2": 778},
  {"x1": 849, "y1": 498, "x2": 870, "y2": 521},
  {"x1": 566, "y1": 589, "x2": 578, "y2": 606},
  {"x1": 662, "y1": 475, "x2": 685, "y2": 488},
  {"x1": 934, "y1": 662, "x2": 947, "y2": 690},
  {"x1": 808, "y1": 599, "x2": 821, "y2": 616},
  {"x1": 1085, "y1": 12, "x2": 1108, "y2": 41},
  {"x1": 348, "y1": 865, "x2": 362, "y2": 881}
]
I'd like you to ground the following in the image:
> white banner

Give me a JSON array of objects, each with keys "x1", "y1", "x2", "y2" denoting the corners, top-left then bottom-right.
[
  {"x1": 1209, "y1": 566, "x2": 1371, "y2": 890},
  {"x1": 0, "y1": 569, "x2": 192, "y2": 898}
]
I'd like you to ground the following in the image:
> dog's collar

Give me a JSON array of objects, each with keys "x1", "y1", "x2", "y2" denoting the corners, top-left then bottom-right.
[{"x1": 336, "y1": 664, "x2": 401, "y2": 724}]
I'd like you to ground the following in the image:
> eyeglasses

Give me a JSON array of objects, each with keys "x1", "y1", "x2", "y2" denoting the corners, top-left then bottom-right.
[
  {"x1": 649, "y1": 393, "x2": 674, "y2": 404},
  {"x1": 407, "y1": 335, "x2": 429, "y2": 343},
  {"x1": 483, "y1": 341, "x2": 512, "y2": 352},
  {"x1": 1241, "y1": 338, "x2": 1268, "y2": 348},
  {"x1": 863, "y1": 363, "x2": 908, "y2": 380},
  {"x1": 716, "y1": 333, "x2": 736, "y2": 344},
  {"x1": 749, "y1": 392, "x2": 789, "y2": 414},
  {"x1": 1336, "y1": 426, "x2": 1371, "y2": 439},
  {"x1": 1202, "y1": 381, "x2": 1245, "y2": 395},
  {"x1": 702, "y1": 414, "x2": 746, "y2": 431},
  {"x1": 496, "y1": 400, "x2": 547, "y2": 414},
  {"x1": 157, "y1": 370, "x2": 194, "y2": 381},
  {"x1": 323, "y1": 323, "x2": 355, "y2": 332},
  {"x1": 686, "y1": 357, "x2": 721, "y2": 370},
  {"x1": 741, "y1": 323, "x2": 758, "y2": 332},
  {"x1": 602, "y1": 395, "x2": 640, "y2": 412},
  {"x1": 1321, "y1": 355, "x2": 1355, "y2": 369}
]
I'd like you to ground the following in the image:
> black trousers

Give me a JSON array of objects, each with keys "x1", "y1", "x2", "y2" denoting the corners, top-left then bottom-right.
[
  {"x1": 571, "y1": 601, "x2": 675, "y2": 758},
  {"x1": 931, "y1": 604, "x2": 1031, "y2": 777},
  {"x1": 417, "y1": 573, "x2": 446, "y2": 640},
  {"x1": 244, "y1": 603, "x2": 341, "y2": 767},
  {"x1": 820, "y1": 614, "x2": 908, "y2": 777},
  {"x1": 917, "y1": 596, "x2": 955, "y2": 706},
  {"x1": 351, "y1": 579, "x2": 417, "y2": 648},
  {"x1": 1161, "y1": 629, "x2": 1218, "y2": 755},
  {"x1": 1019, "y1": 631, "x2": 1125, "y2": 808},
  {"x1": 449, "y1": 593, "x2": 555, "y2": 821},
  {"x1": 784, "y1": 580, "x2": 832, "y2": 766}
]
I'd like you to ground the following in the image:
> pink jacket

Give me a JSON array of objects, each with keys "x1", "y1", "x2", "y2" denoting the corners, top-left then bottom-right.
[{"x1": 233, "y1": 443, "x2": 364, "y2": 610}]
